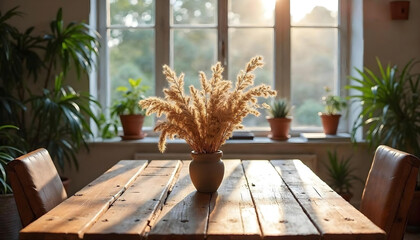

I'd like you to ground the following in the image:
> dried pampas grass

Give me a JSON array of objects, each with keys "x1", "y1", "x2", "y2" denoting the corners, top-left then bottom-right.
[{"x1": 139, "y1": 56, "x2": 277, "y2": 153}]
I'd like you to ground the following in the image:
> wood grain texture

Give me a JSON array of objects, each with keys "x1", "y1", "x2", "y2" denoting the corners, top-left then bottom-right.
[
  {"x1": 146, "y1": 160, "x2": 211, "y2": 240},
  {"x1": 84, "y1": 160, "x2": 181, "y2": 240},
  {"x1": 243, "y1": 160, "x2": 320, "y2": 240},
  {"x1": 207, "y1": 160, "x2": 261, "y2": 240},
  {"x1": 20, "y1": 160, "x2": 148, "y2": 240},
  {"x1": 271, "y1": 160, "x2": 386, "y2": 240}
]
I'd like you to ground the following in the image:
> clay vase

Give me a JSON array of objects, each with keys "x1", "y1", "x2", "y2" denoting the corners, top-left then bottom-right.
[
  {"x1": 267, "y1": 117, "x2": 292, "y2": 140},
  {"x1": 319, "y1": 113, "x2": 341, "y2": 135},
  {"x1": 119, "y1": 114, "x2": 145, "y2": 140},
  {"x1": 189, "y1": 150, "x2": 225, "y2": 193}
]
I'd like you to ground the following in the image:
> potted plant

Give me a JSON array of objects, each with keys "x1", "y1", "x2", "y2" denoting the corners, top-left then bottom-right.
[
  {"x1": 319, "y1": 87, "x2": 347, "y2": 135},
  {"x1": 0, "y1": 7, "x2": 100, "y2": 173},
  {"x1": 347, "y1": 58, "x2": 420, "y2": 226},
  {"x1": 325, "y1": 150, "x2": 363, "y2": 202},
  {"x1": 0, "y1": 125, "x2": 24, "y2": 240},
  {"x1": 140, "y1": 56, "x2": 276, "y2": 192},
  {"x1": 266, "y1": 98, "x2": 292, "y2": 140},
  {"x1": 111, "y1": 78, "x2": 148, "y2": 140}
]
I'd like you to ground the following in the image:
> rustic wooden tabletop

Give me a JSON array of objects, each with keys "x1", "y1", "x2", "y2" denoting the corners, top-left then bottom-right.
[{"x1": 20, "y1": 159, "x2": 386, "y2": 240}]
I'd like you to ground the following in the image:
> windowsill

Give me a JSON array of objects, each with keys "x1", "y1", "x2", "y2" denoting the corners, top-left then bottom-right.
[{"x1": 91, "y1": 133, "x2": 354, "y2": 145}]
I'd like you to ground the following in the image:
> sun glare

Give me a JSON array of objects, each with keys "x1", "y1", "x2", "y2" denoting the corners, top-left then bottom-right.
[
  {"x1": 262, "y1": 0, "x2": 276, "y2": 19},
  {"x1": 291, "y1": 0, "x2": 338, "y2": 23}
]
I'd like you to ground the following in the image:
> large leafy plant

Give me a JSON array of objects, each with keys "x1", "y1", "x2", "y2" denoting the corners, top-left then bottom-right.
[
  {"x1": 0, "y1": 125, "x2": 23, "y2": 194},
  {"x1": 0, "y1": 6, "x2": 100, "y2": 171},
  {"x1": 347, "y1": 58, "x2": 420, "y2": 157}
]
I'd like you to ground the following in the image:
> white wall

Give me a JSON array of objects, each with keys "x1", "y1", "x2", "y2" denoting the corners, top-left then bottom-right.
[{"x1": 363, "y1": 0, "x2": 420, "y2": 70}]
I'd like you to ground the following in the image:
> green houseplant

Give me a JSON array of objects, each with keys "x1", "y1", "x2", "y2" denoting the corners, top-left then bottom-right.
[
  {"x1": 325, "y1": 150, "x2": 362, "y2": 201},
  {"x1": 348, "y1": 58, "x2": 420, "y2": 226},
  {"x1": 266, "y1": 98, "x2": 292, "y2": 140},
  {"x1": 111, "y1": 78, "x2": 148, "y2": 140},
  {"x1": 347, "y1": 58, "x2": 420, "y2": 157},
  {"x1": 319, "y1": 87, "x2": 347, "y2": 135},
  {"x1": 0, "y1": 125, "x2": 24, "y2": 240},
  {"x1": 0, "y1": 7, "x2": 100, "y2": 171}
]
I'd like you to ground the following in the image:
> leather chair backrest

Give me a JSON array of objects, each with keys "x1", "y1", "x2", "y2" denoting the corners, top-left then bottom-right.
[
  {"x1": 7, "y1": 148, "x2": 67, "y2": 227},
  {"x1": 360, "y1": 145, "x2": 420, "y2": 240}
]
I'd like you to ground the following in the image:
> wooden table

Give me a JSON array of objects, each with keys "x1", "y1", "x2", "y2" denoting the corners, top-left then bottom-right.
[{"x1": 20, "y1": 159, "x2": 386, "y2": 240}]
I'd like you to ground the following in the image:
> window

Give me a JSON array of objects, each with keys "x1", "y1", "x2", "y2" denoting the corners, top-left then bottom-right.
[{"x1": 97, "y1": 0, "x2": 346, "y2": 131}]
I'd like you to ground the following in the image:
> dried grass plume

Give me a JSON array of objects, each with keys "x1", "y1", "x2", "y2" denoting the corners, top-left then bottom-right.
[{"x1": 139, "y1": 56, "x2": 277, "y2": 153}]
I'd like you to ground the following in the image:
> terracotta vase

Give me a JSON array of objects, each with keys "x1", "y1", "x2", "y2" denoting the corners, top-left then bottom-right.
[
  {"x1": 119, "y1": 114, "x2": 146, "y2": 140},
  {"x1": 267, "y1": 117, "x2": 292, "y2": 140},
  {"x1": 319, "y1": 113, "x2": 341, "y2": 135},
  {"x1": 189, "y1": 150, "x2": 225, "y2": 193}
]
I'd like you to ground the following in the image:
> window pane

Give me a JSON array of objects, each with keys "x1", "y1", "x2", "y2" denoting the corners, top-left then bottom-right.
[
  {"x1": 291, "y1": 28, "x2": 338, "y2": 128},
  {"x1": 291, "y1": 0, "x2": 338, "y2": 26},
  {"x1": 228, "y1": 28, "x2": 274, "y2": 127},
  {"x1": 172, "y1": 29, "x2": 217, "y2": 91},
  {"x1": 109, "y1": 29, "x2": 155, "y2": 126},
  {"x1": 228, "y1": 0, "x2": 275, "y2": 26},
  {"x1": 110, "y1": 0, "x2": 155, "y2": 26},
  {"x1": 171, "y1": 0, "x2": 217, "y2": 25}
]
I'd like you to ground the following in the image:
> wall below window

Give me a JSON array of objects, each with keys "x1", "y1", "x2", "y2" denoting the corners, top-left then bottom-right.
[{"x1": 64, "y1": 138, "x2": 375, "y2": 207}]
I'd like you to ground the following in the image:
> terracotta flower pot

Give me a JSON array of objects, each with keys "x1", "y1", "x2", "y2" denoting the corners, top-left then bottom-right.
[
  {"x1": 189, "y1": 150, "x2": 225, "y2": 193},
  {"x1": 319, "y1": 113, "x2": 341, "y2": 135},
  {"x1": 267, "y1": 117, "x2": 292, "y2": 140},
  {"x1": 119, "y1": 114, "x2": 146, "y2": 140}
]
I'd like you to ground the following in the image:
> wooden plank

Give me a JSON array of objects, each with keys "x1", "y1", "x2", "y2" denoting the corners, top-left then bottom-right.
[
  {"x1": 146, "y1": 160, "x2": 211, "y2": 240},
  {"x1": 271, "y1": 160, "x2": 386, "y2": 240},
  {"x1": 20, "y1": 160, "x2": 148, "y2": 240},
  {"x1": 206, "y1": 160, "x2": 261, "y2": 240},
  {"x1": 84, "y1": 160, "x2": 182, "y2": 240},
  {"x1": 243, "y1": 160, "x2": 320, "y2": 240}
]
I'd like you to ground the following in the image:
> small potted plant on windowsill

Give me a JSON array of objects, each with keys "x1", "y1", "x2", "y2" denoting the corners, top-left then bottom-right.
[
  {"x1": 319, "y1": 87, "x2": 347, "y2": 135},
  {"x1": 111, "y1": 78, "x2": 149, "y2": 140},
  {"x1": 266, "y1": 98, "x2": 292, "y2": 140},
  {"x1": 325, "y1": 150, "x2": 363, "y2": 202}
]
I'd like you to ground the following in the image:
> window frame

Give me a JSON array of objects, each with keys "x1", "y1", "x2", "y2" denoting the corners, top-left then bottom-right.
[{"x1": 95, "y1": 0, "x2": 349, "y2": 134}]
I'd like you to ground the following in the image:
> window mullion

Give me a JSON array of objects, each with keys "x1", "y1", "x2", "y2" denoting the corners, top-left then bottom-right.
[
  {"x1": 98, "y1": 0, "x2": 110, "y2": 112},
  {"x1": 155, "y1": 0, "x2": 170, "y2": 98},
  {"x1": 275, "y1": 0, "x2": 291, "y2": 100},
  {"x1": 218, "y1": 0, "x2": 228, "y2": 77}
]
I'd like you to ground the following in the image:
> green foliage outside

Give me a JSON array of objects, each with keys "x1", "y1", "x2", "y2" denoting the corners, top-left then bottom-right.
[
  {"x1": 295, "y1": 100, "x2": 323, "y2": 126},
  {"x1": 109, "y1": 0, "x2": 338, "y2": 128}
]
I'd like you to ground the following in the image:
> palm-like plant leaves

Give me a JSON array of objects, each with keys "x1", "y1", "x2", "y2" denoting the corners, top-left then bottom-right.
[
  {"x1": 347, "y1": 58, "x2": 420, "y2": 157},
  {"x1": 325, "y1": 150, "x2": 363, "y2": 194},
  {"x1": 44, "y1": 8, "x2": 100, "y2": 88},
  {"x1": 28, "y1": 75, "x2": 100, "y2": 171},
  {"x1": 0, "y1": 125, "x2": 24, "y2": 194}
]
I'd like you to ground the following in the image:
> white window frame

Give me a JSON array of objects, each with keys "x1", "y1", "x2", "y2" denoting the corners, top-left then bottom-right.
[{"x1": 94, "y1": 0, "x2": 349, "y2": 135}]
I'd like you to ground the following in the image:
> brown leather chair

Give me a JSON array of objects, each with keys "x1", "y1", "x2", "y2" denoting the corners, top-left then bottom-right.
[
  {"x1": 360, "y1": 145, "x2": 420, "y2": 240},
  {"x1": 6, "y1": 148, "x2": 67, "y2": 227}
]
